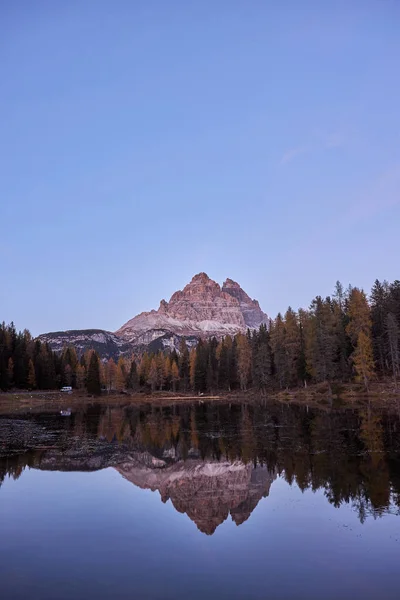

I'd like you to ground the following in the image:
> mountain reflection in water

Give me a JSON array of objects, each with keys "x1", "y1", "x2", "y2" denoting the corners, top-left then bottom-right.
[{"x1": 1, "y1": 400, "x2": 400, "y2": 534}]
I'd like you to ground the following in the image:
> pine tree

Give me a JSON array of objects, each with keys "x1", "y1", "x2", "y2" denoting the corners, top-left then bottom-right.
[
  {"x1": 127, "y1": 360, "x2": 139, "y2": 391},
  {"x1": 252, "y1": 325, "x2": 272, "y2": 392},
  {"x1": 236, "y1": 334, "x2": 251, "y2": 391},
  {"x1": 206, "y1": 354, "x2": 214, "y2": 393},
  {"x1": 333, "y1": 280, "x2": 345, "y2": 311},
  {"x1": 170, "y1": 348, "x2": 179, "y2": 366},
  {"x1": 13, "y1": 330, "x2": 29, "y2": 388},
  {"x1": 305, "y1": 297, "x2": 337, "y2": 383},
  {"x1": 178, "y1": 339, "x2": 190, "y2": 391},
  {"x1": 148, "y1": 358, "x2": 158, "y2": 392},
  {"x1": 194, "y1": 340, "x2": 207, "y2": 392},
  {"x1": 171, "y1": 360, "x2": 179, "y2": 392},
  {"x1": 83, "y1": 349, "x2": 94, "y2": 372},
  {"x1": 98, "y1": 359, "x2": 106, "y2": 389},
  {"x1": 162, "y1": 355, "x2": 171, "y2": 390},
  {"x1": 228, "y1": 336, "x2": 238, "y2": 390},
  {"x1": 386, "y1": 313, "x2": 399, "y2": 388},
  {"x1": 347, "y1": 288, "x2": 372, "y2": 342},
  {"x1": 61, "y1": 346, "x2": 78, "y2": 387},
  {"x1": 206, "y1": 337, "x2": 218, "y2": 392},
  {"x1": 76, "y1": 364, "x2": 86, "y2": 389},
  {"x1": 370, "y1": 280, "x2": 390, "y2": 373},
  {"x1": 332, "y1": 281, "x2": 350, "y2": 380},
  {"x1": 27, "y1": 358, "x2": 36, "y2": 389},
  {"x1": 297, "y1": 309, "x2": 309, "y2": 385},
  {"x1": 270, "y1": 313, "x2": 286, "y2": 388},
  {"x1": 0, "y1": 325, "x2": 9, "y2": 390},
  {"x1": 352, "y1": 331, "x2": 375, "y2": 391},
  {"x1": 34, "y1": 344, "x2": 57, "y2": 389},
  {"x1": 388, "y1": 281, "x2": 400, "y2": 328},
  {"x1": 64, "y1": 364, "x2": 72, "y2": 386},
  {"x1": 347, "y1": 288, "x2": 375, "y2": 389},
  {"x1": 106, "y1": 358, "x2": 117, "y2": 391},
  {"x1": 86, "y1": 352, "x2": 101, "y2": 395},
  {"x1": 138, "y1": 352, "x2": 151, "y2": 387},
  {"x1": 218, "y1": 339, "x2": 230, "y2": 390},
  {"x1": 189, "y1": 348, "x2": 197, "y2": 390},
  {"x1": 218, "y1": 335, "x2": 236, "y2": 391},
  {"x1": 284, "y1": 307, "x2": 301, "y2": 387},
  {"x1": 7, "y1": 357, "x2": 14, "y2": 388},
  {"x1": 116, "y1": 357, "x2": 127, "y2": 392},
  {"x1": 152, "y1": 353, "x2": 164, "y2": 390}
]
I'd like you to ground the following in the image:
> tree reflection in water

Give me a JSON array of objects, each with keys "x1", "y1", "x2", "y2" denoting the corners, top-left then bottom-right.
[{"x1": 1, "y1": 400, "x2": 400, "y2": 533}]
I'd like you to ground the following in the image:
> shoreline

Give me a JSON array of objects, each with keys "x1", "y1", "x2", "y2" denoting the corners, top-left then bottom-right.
[{"x1": 1, "y1": 380, "x2": 400, "y2": 414}]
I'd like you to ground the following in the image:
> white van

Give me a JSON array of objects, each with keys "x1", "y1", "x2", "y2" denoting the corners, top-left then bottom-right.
[{"x1": 60, "y1": 386, "x2": 72, "y2": 392}]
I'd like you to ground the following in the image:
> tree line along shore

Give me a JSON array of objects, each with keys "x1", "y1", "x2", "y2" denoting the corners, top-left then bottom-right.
[{"x1": 1, "y1": 279, "x2": 399, "y2": 398}]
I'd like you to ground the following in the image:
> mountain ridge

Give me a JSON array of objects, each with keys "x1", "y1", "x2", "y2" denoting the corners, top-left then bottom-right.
[{"x1": 39, "y1": 273, "x2": 268, "y2": 357}]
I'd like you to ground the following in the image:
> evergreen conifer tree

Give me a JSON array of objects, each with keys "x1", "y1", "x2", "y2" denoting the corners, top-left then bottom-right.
[
  {"x1": 27, "y1": 358, "x2": 36, "y2": 390},
  {"x1": 194, "y1": 340, "x2": 208, "y2": 392},
  {"x1": 148, "y1": 358, "x2": 158, "y2": 392},
  {"x1": 178, "y1": 339, "x2": 190, "y2": 391},
  {"x1": 370, "y1": 280, "x2": 390, "y2": 373},
  {"x1": 86, "y1": 352, "x2": 101, "y2": 395},
  {"x1": 127, "y1": 360, "x2": 139, "y2": 391},
  {"x1": 252, "y1": 325, "x2": 272, "y2": 392},
  {"x1": 171, "y1": 360, "x2": 179, "y2": 392},
  {"x1": 386, "y1": 313, "x2": 399, "y2": 388},
  {"x1": 116, "y1": 357, "x2": 127, "y2": 392},
  {"x1": 7, "y1": 358, "x2": 14, "y2": 388},
  {"x1": 347, "y1": 288, "x2": 375, "y2": 389},
  {"x1": 218, "y1": 341, "x2": 230, "y2": 389}
]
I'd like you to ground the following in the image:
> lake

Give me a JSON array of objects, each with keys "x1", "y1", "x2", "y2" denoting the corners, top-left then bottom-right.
[{"x1": 1, "y1": 399, "x2": 400, "y2": 599}]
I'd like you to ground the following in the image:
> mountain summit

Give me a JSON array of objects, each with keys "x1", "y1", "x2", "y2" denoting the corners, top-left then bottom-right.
[
  {"x1": 115, "y1": 273, "x2": 268, "y2": 347},
  {"x1": 39, "y1": 273, "x2": 268, "y2": 357}
]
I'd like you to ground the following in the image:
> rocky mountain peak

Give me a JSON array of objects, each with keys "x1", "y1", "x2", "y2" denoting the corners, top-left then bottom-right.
[
  {"x1": 158, "y1": 299, "x2": 168, "y2": 313},
  {"x1": 222, "y1": 278, "x2": 267, "y2": 328},
  {"x1": 115, "y1": 273, "x2": 268, "y2": 347},
  {"x1": 39, "y1": 273, "x2": 269, "y2": 357},
  {"x1": 223, "y1": 277, "x2": 241, "y2": 289},
  {"x1": 170, "y1": 272, "x2": 222, "y2": 303},
  {"x1": 190, "y1": 272, "x2": 213, "y2": 284}
]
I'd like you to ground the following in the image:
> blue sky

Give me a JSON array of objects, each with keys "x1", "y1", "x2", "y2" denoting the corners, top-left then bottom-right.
[{"x1": 1, "y1": 1, "x2": 399, "y2": 336}]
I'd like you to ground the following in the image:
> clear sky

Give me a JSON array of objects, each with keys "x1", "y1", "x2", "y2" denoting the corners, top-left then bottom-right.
[{"x1": 1, "y1": 1, "x2": 399, "y2": 336}]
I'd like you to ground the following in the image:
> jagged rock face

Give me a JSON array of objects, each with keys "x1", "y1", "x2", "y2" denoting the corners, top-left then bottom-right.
[
  {"x1": 163, "y1": 273, "x2": 244, "y2": 326},
  {"x1": 222, "y1": 278, "x2": 268, "y2": 328},
  {"x1": 117, "y1": 456, "x2": 276, "y2": 535},
  {"x1": 38, "y1": 273, "x2": 268, "y2": 357},
  {"x1": 116, "y1": 272, "x2": 268, "y2": 346}
]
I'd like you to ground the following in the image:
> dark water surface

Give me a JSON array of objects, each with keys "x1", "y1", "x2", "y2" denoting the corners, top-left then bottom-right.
[{"x1": 1, "y1": 399, "x2": 400, "y2": 600}]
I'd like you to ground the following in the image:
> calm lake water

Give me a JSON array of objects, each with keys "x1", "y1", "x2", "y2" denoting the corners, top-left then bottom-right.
[{"x1": 1, "y1": 399, "x2": 400, "y2": 600}]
